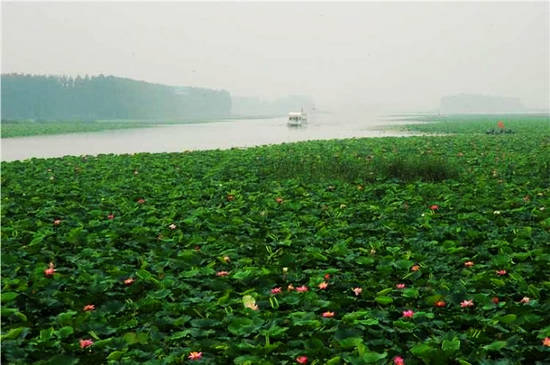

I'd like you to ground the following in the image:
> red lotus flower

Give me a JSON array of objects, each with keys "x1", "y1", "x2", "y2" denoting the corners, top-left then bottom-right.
[
  {"x1": 434, "y1": 300, "x2": 446, "y2": 307},
  {"x1": 430, "y1": 204, "x2": 439, "y2": 211},
  {"x1": 322, "y1": 311, "x2": 335, "y2": 318},
  {"x1": 520, "y1": 297, "x2": 530, "y2": 304},
  {"x1": 324, "y1": 273, "x2": 331, "y2": 280},
  {"x1": 394, "y1": 356, "x2": 405, "y2": 365},
  {"x1": 44, "y1": 262, "x2": 55, "y2": 277},
  {"x1": 497, "y1": 120, "x2": 505, "y2": 129},
  {"x1": 216, "y1": 271, "x2": 229, "y2": 277},
  {"x1": 287, "y1": 284, "x2": 295, "y2": 291},
  {"x1": 275, "y1": 197, "x2": 284, "y2": 204},
  {"x1": 188, "y1": 351, "x2": 202, "y2": 360},
  {"x1": 543, "y1": 337, "x2": 550, "y2": 347},
  {"x1": 492, "y1": 297, "x2": 499, "y2": 304},
  {"x1": 83, "y1": 304, "x2": 95, "y2": 311},
  {"x1": 496, "y1": 270, "x2": 507, "y2": 276},
  {"x1": 396, "y1": 283, "x2": 406, "y2": 289},
  {"x1": 461, "y1": 299, "x2": 474, "y2": 308},
  {"x1": 318, "y1": 282, "x2": 328, "y2": 290},
  {"x1": 53, "y1": 219, "x2": 62, "y2": 226},
  {"x1": 296, "y1": 356, "x2": 308, "y2": 364},
  {"x1": 271, "y1": 287, "x2": 282, "y2": 295},
  {"x1": 79, "y1": 339, "x2": 94, "y2": 349},
  {"x1": 107, "y1": 213, "x2": 114, "y2": 220},
  {"x1": 296, "y1": 285, "x2": 308, "y2": 293},
  {"x1": 464, "y1": 261, "x2": 474, "y2": 267},
  {"x1": 411, "y1": 265, "x2": 420, "y2": 272},
  {"x1": 137, "y1": 198, "x2": 145, "y2": 204},
  {"x1": 124, "y1": 278, "x2": 135, "y2": 286},
  {"x1": 352, "y1": 287, "x2": 362, "y2": 296},
  {"x1": 402, "y1": 310, "x2": 414, "y2": 318}
]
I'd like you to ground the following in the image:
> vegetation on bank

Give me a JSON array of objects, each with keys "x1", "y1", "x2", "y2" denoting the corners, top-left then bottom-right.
[
  {"x1": 0, "y1": 119, "x2": 231, "y2": 138},
  {"x1": 0, "y1": 120, "x2": 155, "y2": 138},
  {"x1": 1, "y1": 74, "x2": 231, "y2": 121},
  {"x1": 400, "y1": 114, "x2": 549, "y2": 135},
  {"x1": 1, "y1": 118, "x2": 550, "y2": 364}
]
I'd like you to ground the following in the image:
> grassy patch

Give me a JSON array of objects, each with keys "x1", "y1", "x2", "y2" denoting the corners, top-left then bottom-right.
[
  {"x1": 0, "y1": 120, "x2": 154, "y2": 138},
  {"x1": 401, "y1": 114, "x2": 550, "y2": 135},
  {"x1": 0, "y1": 119, "x2": 220, "y2": 138}
]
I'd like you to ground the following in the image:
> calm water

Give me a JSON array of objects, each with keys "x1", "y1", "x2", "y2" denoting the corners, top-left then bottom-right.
[{"x1": 1, "y1": 113, "x2": 420, "y2": 161}]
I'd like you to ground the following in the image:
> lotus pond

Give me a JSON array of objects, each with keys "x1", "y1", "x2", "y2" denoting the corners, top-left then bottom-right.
[{"x1": 1, "y1": 118, "x2": 550, "y2": 364}]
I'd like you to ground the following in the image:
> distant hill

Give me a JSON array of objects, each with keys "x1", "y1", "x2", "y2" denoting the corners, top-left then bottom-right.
[
  {"x1": 232, "y1": 95, "x2": 314, "y2": 117},
  {"x1": 440, "y1": 94, "x2": 527, "y2": 114},
  {"x1": 1, "y1": 74, "x2": 231, "y2": 121}
]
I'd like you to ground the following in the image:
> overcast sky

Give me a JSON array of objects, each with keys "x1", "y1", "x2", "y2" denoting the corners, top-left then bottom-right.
[{"x1": 2, "y1": 1, "x2": 549, "y2": 112}]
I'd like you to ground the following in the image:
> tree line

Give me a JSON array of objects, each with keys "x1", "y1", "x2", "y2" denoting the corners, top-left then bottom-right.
[{"x1": 1, "y1": 74, "x2": 232, "y2": 121}]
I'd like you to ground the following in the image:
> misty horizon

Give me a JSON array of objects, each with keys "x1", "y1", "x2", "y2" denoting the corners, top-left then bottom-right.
[{"x1": 2, "y1": 1, "x2": 549, "y2": 113}]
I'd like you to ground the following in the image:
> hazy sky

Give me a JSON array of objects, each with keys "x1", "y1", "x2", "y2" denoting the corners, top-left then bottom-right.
[{"x1": 2, "y1": 1, "x2": 549, "y2": 112}]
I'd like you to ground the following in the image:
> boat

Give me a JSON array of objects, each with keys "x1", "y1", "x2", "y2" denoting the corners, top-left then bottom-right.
[{"x1": 287, "y1": 109, "x2": 307, "y2": 126}]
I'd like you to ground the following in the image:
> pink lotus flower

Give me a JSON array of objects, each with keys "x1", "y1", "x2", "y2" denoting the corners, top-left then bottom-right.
[
  {"x1": 402, "y1": 310, "x2": 414, "y2": 318},
  {"x1": 492, "y1": 297, "x2": 499, "y2": 304},
  {"x1": 430, "y1": 204, "x2": 439, "y2": 211},
  {"x1": 520, "y1": 297, "x2": 530, "y2": 304},
  {"x1": 107, "y1": 214, "x2": 114, "y2": 220},
  {"x1": 53, "y1": 219, "x2": 62, "y2": 226},
  {"x1": 396, "y1": 283, "x2": 406, "y2": 289},
  {"x1": 394, "y1": 356, "x2": 405, "y2": 365},
  {"x1": 324, "y1": 273, "x2": 331, "y2": 280},
  {"x1": 352, "y1": 287, "x2": 362, "y2": 296},
  {"x1": 188, "y1": 351, "x2": 202, "y2": 360},
  {"x1": 124, "y1": 278, "x2": 135, "y2": 286},
  {"x1": 287, "y1": 284, "x2": 295, "y2": 291},
  {"x1": 322, "y1": 311, "x2": 335, "y2": 318},
  {"x1": 169, "y1": 223, "x2": 177, "y2": 230},
  {"x1": 496, "y1": 270, "x2": 507, "y2": 276},
  {"x1": 79, "y1": 339, "x2": 94, "y2": 349},
  {"x1": 434, "y1": 300, "x2": 446, "y2": 307},
  {"x1": 44, "y1": 262, "x2": 56, "y2": 277},
  {"x1": 271, "y1": 287, "x2": 282, "y2": 295},
  {"x1": 296, "y1": 285, "x2": 308, "y2": 293},
  {"x1": 296, "y1": 356, "x2": 308, "y2": 364},
  {"x1": 275, "y1": 197, "x2": 284, "y2": 204},
  {"x1": 216, "y1": 271, "x2": 229, "y2": 277},
  {"x1": 543, "y1": 337, "x2": 550, "y2": 347},
  {"x1": 461, "y1": 299, "x2": 474, "y2": 308},
  {"x1": 137, "y1": 198, "x2": 145, "y2": 204},
  {"x1": 83, "y1": 304, "x2": 95, "y2": 311},
  {"x1": 318, "y1": 282, "x2": 328, "y2": 290},
  {"x1": 411, "y1": 265, "x2": 420, "y2": 272},
  {"x1": 464, "y1": 261, "x2": 474, "y2": 267}
]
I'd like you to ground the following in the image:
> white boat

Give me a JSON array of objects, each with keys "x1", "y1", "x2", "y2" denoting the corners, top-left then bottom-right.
[{"x1": 287, "y1": 109, "x2": 307, "y2": 126}]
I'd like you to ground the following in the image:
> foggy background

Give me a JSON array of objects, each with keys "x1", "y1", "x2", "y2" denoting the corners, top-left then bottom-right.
[{"x1": 2, "y1": 1, "x2": 549, "y2": 113}]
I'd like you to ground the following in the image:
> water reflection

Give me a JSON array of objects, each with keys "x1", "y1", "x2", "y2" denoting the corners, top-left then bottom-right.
[{"x1": 1, "y1": 113, "x2": 420, "y2": 161}]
